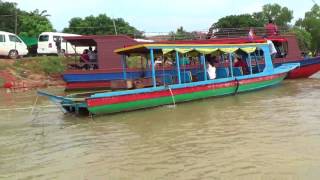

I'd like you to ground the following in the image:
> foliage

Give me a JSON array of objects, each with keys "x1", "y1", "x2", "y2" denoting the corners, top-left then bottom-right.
[
  {"x1": 213, "y1": 14, "x2": 264, "y2": 28},
  {"x1": 211, "y1": 3, "x2": 293, "y2": 29},
  {"x1": 0, "y1": 1, "x2": 53, "y2": 37},
  {"x1": 0, "y1": 1, "x2": 17, "y2": 33},
  {"x1": 12, "y1": 56, "x2": 68, "y2": 75},
  {"x1": 290, "y1": 27, "x2": 312, "y2": 52},
  {"x1": 39, "y1": 56, "x2": 65, "y2": 74},
  {"x1": 262, "y1": 4, "x2": 293, "y2": 27},
  {"x1": 296, "y1": 4, "x2": 320, "y2": 55},
  {"x1": 18, "y1": 9, "x2": 54, "y2": 37},
  {"x1": 169, "y1": 26, "x2": 196, "y2": 40},
  {"x1": 63, "y1": 14, "x2": 144, "y2": 38}
]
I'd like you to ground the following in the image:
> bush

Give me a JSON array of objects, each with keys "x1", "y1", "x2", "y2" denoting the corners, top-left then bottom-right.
[{"x1": 39, "y1": 56, "x2": 66, "y2": 75}]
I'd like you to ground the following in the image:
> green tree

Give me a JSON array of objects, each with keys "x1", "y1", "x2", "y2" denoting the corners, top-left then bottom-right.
[
  {"x1": 0, "y1": 2, "x2": 53, "y2": 37},
  {"x1": 213, "y1": 14, "x2": 264, "y2": 28},
  {"x1": 262, "y1": 3, "x2": 293, "y2": 26},
  {"x1": 63, "y1": 14, "x2": 143, "y2": 37},
  {"x1": 0, "y1": 1, "x2": 17, "y2": 33},
  {"x1": 18, "y1": 9, "x2": 54, "y2": 37},
  {"x1": 290, "y1": 27, "x2": 312, "y2": 52},
  {"x1": 169, "y1": 26, "x2": 196, "y2": 40},
  {"x1": 297, "y1": 4, "x2": 320, "y2": 55}
]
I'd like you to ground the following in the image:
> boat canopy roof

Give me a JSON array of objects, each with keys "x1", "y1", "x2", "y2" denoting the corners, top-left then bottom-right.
[{"x1": 115, "y1": 42, "x2": 269, "y2": 55}]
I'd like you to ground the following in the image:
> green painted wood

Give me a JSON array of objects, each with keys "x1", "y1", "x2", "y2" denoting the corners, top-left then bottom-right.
[{"x1": 88, "y1": 76, "x2": 285, "y2": 115}]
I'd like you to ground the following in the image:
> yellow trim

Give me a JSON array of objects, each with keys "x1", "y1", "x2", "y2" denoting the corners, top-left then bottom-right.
[
  {"x1": 162, "y1": 48, "x2": 174, "y2": 55},
  {"x1": 240, "y1": 47, "x2": 257, "y2": 53},
  {"x1": 220, "y1": 47, "x2": 239, "y2": 53},
  {"x1": 196, "y1": 48, "x2": 219, "y2": 54},
  {"x1": 175, "y1": 48, "x2": 193, "y2": 54},
  {"x1": 114, "y1": 43, "x2": 268, "y2": 54}
]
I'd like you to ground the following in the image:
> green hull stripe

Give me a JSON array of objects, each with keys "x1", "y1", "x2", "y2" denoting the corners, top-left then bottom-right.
[{"x1": 89, "y1": 76, "x2": 284, "y2": 114}]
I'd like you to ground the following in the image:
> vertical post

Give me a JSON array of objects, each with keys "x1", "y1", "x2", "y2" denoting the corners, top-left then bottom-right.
[
  {"x1": 74, "y1": 46, "x2": 77, "y2": 64},
  {"x1": 65, "y1": 41, "x2": 68, "y2": 56},
  {"x1": 248, "y1": 53, "x2": 253, "y2": 74},
  {"x1": 150, "y1": 49, "x2": 156, "y2": 87},
  {"x1": 175, "y1": 51, "x2": 181, "y2": 84},
  {"x1": 121, "y1": 55, "x2": 127, "y2": 80},
  {"x1": 229, "y1": 53, "x2": 234, "y2": 77},
  {"x1": 254, "y1": 53, "x2": 260, "y2": 72},
  {"x1": 201, "y1": 54, "x2": 207, "y2": 80},
  {"x1": 112, "y1": 18, "x2": 118, "y2": 35},
  {"x1": 14, "y1": 8, "x2": 17, "y2": 35}
]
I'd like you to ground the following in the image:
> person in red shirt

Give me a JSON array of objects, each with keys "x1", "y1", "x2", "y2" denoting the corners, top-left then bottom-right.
[
  {"x1": 234, "y1": 56, "x2": 249, "y2": 75},
  {"x1": 265, "y1": 19, "x2": 278, "y2": 36}
]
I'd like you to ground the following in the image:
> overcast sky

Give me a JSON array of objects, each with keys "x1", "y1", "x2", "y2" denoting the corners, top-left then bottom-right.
[{"x1": 4, "y1": 0, "x2": 317, "y2": 33}]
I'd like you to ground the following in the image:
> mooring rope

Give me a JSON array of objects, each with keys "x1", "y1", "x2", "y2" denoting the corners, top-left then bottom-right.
[
  {"x1": 0, "y1": 105, "x2": 58, "y2": 111},
  {"x1": 168, "y1": 86, "x2": 176, "y2": 106}
]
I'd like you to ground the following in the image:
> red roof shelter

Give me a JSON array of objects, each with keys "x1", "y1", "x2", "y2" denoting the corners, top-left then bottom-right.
[{"x1": 64, "y1": 35, "x2": 138, "y2": 70}]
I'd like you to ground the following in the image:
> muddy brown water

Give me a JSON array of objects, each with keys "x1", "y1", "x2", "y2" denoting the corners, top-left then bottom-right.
[{"x1": 0, "y1": 73, "x2": 319, "y2": 179}]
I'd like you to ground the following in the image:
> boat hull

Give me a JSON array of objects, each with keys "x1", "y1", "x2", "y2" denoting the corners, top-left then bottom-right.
[
  {"x1": 275, "y1": 57, "x2": 320, "y2": 79},
  {"x1": 87, "y1": 73, "x2": 286, "y2": 115},
  {"x1": 286, "y1": 63, "x2": 320, "y2": 79}
]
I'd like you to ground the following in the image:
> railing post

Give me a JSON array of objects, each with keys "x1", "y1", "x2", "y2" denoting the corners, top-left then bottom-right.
[
  {"x1": 150, "y1": 49, "x2": 156, "y2": 87},
  {"x1": 175, "y1": 51, "x2": 181, "y2": 84},
  {"x1": 229, "y1": 53, "x2": 234, "y2": 77}
]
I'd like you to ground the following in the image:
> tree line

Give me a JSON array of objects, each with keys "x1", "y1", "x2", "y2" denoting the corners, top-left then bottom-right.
[
  {"x1": 0, "y1": 1, "x2": 143, "y2": 38},
  {"x1": 1, "y1": 1, "x2": 320, "y2": 54},
  {"x1": 170, "y1": 3, "x2": 320, "y2": 55}
]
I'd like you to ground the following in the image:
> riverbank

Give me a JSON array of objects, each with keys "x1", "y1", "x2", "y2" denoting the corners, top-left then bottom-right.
[{"x1": 0, "y1": 56, "x2": 72, "y2": 90}]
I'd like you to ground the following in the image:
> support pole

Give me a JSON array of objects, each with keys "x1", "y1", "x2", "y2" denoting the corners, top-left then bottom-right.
[
  {"x1": 121, "y1": 55, "x2": 127, "y2": 80},
  {"x1": 150, "y1": 49, "x2": 156, "y2": 87},
  {"x1": 248, "y1": 53, "x2": 253, "y2": 75},
  {"x1": 175, "y1": 51, "x2": 181, "y2": 84},
  {"x1": 229, "y1": 53, "x2": 234, "y2": 77},
  {"x1": 201, "y1": 54, "x2": 207, "y2": 80}
]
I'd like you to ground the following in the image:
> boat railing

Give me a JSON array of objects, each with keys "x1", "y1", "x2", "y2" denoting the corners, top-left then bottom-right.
[{"x1": 145, "y1": 27, "x2": 290, "y2": 41}]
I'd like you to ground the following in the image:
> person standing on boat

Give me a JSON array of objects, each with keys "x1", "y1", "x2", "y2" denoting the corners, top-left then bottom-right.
[
  {"x1": 248, "y1": 28, "x2": 255, "y2": 42},
  {"x1": 264, "y1": 36, "x2": 277, "y2": 59},
  {"x1": 207, "y1": 56, "x2": 216, "y2": 79},
  {"x1": 265, "y1": 19, "x2": 278, "y2": 36}
]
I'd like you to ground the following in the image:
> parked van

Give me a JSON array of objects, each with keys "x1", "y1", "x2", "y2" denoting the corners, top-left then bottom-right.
[
  {"x1": 0, "y1": 31, "x2": 28, "y2": 59},
  {"x1": 37, "y1": 32, "x2": 83, "y2": 55}
]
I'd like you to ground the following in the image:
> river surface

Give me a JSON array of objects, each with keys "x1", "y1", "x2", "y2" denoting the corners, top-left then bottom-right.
[{"x1": 0, "y1": 74, "x2": 320, "y2": 179}]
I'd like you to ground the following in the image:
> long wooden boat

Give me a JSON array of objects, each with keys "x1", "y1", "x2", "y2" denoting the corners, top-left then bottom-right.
[
  {"x1": 62, "y1": 35, "x2": 318, "y2": 90},
  {"x1": 40, "y1": 42, "x2": 299, "y2": 115}
]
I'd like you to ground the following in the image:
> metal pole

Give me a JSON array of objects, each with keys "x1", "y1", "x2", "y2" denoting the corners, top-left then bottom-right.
[
  {"x1": 175, "y1": 51, "x2": 181, "y2": 84},
  {"x1": 112, "y1": 19, "x2": 118, "y2": 35},
  {"x1": 121, "y1": 55, "x2": 127, "y2": 80},
  {"x1": 14, "y1": 7, "x2": 17, "y2": 34},
  {"x1": 201, "y1": 54, "x2": 207, "y2": 80},
  {"x1": 248, "y1": 53, "x2": 253, "y2": 75},
  {"x1": 229, "y1": 53, "x2": 234, "y2": 77},
  {"x1": 150, "y1": 49, "x2": 156, "y2": 87}
]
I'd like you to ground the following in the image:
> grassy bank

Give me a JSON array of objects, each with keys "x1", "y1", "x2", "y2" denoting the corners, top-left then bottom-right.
[
  {"x1": 0, "y1": 56, "x2": 75, "y2": 87},
  {"x1": 0, "y1": 56, "x2": 75, "y2": 76}
]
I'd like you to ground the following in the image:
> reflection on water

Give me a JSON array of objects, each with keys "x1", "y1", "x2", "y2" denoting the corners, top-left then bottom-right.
[{"x1": 0, "y1": 74, "x2": 320, "y2": 179}]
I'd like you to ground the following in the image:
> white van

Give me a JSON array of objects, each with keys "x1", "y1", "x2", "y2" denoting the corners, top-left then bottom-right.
[
  {"x1": 0, "y1": 31, "x2": 28, "y2": 59},
  {"x1": 37, "y1": 32, "x2": 83, "y2": 55}
]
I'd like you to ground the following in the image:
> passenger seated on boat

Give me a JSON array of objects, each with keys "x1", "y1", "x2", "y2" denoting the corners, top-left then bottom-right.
[
  {"x1": 206, "y1": 56, "x2": 217, "y2": 79},
  {"x1": 234, "y1": 56, "x2": 249, "y2": 75},
  {"x1": 68, "y1": 49, "x2": 91, "y2": 70}
]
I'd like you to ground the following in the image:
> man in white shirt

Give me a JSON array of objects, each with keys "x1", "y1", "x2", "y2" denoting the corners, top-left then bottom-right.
[
  {"x1": 264, "y1": 37, "x2": 277, "y2": 58},
  {"x1": 207, "y1": 57, "x2": 216, "y2": 80}
]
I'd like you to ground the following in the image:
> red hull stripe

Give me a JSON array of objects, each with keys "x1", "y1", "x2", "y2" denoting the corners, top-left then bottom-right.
[
  {"x1": 288, "y1": 63, "x2": 320, "y2": 79},
  {"x1": 87, "y1": 73, "x2": 285, "y2": 107}
]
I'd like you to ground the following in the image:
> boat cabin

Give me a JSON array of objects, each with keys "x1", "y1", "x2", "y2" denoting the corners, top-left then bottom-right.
[
  {"x1": 63, "y1": 35, "x2": 138, "y2": 71},
  {"x1": 113, "y1": 41, "x2": 275, "y2": 89}
]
